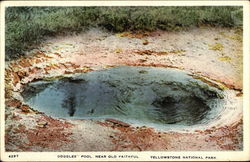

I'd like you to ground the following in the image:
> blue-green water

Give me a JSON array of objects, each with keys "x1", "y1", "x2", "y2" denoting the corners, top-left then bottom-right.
[{"x1": 21, "y1": 66, "x2": 224, "y2": 126}]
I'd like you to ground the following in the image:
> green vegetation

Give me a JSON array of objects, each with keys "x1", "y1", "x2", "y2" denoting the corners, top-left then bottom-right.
[
  {"x1": 5, "y1": 6, "x2": 243, "y2": 60},
  {"x1": 218, "y1": 56, "x2": 232, "y2": 62},
  {"x1": 208, "y1": 43, "x2": 224, "y2": 51}
]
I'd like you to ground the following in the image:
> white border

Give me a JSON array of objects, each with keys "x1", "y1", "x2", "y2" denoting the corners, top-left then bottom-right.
[{"x1": 0, "y1": 1, "x2": 249, "y2": 161}]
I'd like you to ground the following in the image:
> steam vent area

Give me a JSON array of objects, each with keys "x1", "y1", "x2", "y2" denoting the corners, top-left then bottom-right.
[{"x1": 5, "y1": 28, "x2": 243, "y2": 151}]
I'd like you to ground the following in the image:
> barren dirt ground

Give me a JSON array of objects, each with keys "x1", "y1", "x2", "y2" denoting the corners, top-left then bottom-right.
[{"x1": 5, "y1": 27, "x2": 243, "y2": 151}]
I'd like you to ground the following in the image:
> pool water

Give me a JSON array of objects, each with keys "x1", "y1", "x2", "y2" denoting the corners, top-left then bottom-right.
[{"x1": 21, "y1": 66, "x2": 225, "y2": 126}]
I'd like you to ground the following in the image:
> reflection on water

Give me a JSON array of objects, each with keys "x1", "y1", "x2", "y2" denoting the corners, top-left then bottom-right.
[
  {"x1": 21, "y1": 66, "x2": 224, "y2": 126},
  {"x1": 62, "y1": 95, "x2": 76, "y2": 116}
]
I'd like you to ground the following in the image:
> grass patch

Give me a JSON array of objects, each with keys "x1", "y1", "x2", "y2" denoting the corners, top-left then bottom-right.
[
  {"x1": 218, "y1": 56, "x2": 231, "y2": 61},
  {"x1": 113, "y1": 48, "x2": 123, "y2": 53},
  {"x1": 219, "y1": 31, "x2": 243, "y2": 42},
  {"x1": 208, "y1": 43, "x2": 224, "y2": 51},
  {"x1": 5, "y1": 6, "x2": 243, "y2": 60}
]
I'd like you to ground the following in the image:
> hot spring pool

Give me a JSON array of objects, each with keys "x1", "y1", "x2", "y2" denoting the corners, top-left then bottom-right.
[{"x1": 21, "y1": 66, "x2": 232, "y2": 127}]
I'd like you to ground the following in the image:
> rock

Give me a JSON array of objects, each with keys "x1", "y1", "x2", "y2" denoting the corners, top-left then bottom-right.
[
  {"x1": 17, "y1": 71, "x2": 26, "y2": 79},
  {"x1": 139, "y1": 70, "x2": 148, "y2": 74},
  {"x1": 71, "y1": 64, "x2": 80, "y2": 68},
  {"x1": 236, "y1": 92, "x2": 243, "y2": 97},
  {"x1": 138, "y1": 59, "x2": 147, "y2": 63},
  {"x1": 73, "y1": 69, "x2": 84, "y2": 73},
  {"x1": 12, "y1": 72, "x2": 20, "y2": 85},
  {"x1": 142, "y1": 40, "x2": 149, "y2": 45},
  {"x1": 18, "y1": 59, "x2": 32, "y2": 68},
  {"x1": 53, "y1": 52, "x2": 62, "y2": 58},
  {"x1": 105, "y1": 118, "x2": 131, "y2": 127},
  {"x1": 5, "y1": 99, "x2": 22, "y2": 108},
  {"x1": 35, "y1": 59, "x2": 42, "y2": 64},
  {"x1": 20, "y1": 105, "x2": 31, "y2": 113},
  {"x1": 28, "y1": 67, "x2": 41, "y2": 74},
  {"x1": 44, "y1": 66, "x2": 52, "y2": 71},
  {"x1": 64, "y1": 71, "x2": 72, "y2": 74},
  {"x1": 37, "y1": 121, "x2": 48, "y2": 128}
]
